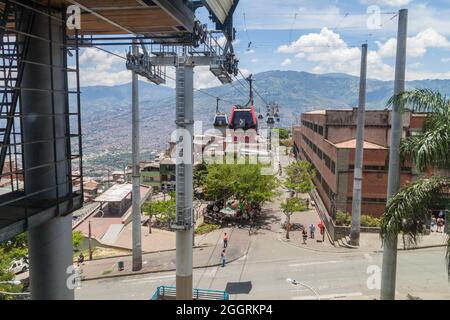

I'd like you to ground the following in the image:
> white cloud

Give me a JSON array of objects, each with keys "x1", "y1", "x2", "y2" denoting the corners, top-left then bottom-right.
[
  {"x1": 79, "y1": 48, "x2": 131, "y2": 86},
  {"x1": 442, "y1": 58, "x2": 450, "y2": 63},
  {"x1": 278, "y1": 27, "x2": 394, "y2": 79},
  {"x1": 251, "y1": 58, "x2": 258, "y2": 63},
  {"x1": 377, "y1": 28, "x2": 450, "y2": 58},
  {"x1": 281, "y1": 58, "x2": 292, "y2": 66},
  {"x1": 194, "y1": 66, "x2": 222, "y2": 89},
  {"x1": 360, "y1": 0, "x2": 413, "y2": 7}
]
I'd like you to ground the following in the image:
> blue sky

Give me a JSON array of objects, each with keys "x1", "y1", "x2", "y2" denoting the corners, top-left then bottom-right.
[{"x1": 78, "y1": 0, "x2": 450, "y2": 87}]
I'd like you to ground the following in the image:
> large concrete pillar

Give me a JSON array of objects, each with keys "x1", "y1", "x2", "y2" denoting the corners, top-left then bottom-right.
[
  {"x1": 175, "y1": 63, "x2": 194, "y2": 300},
  {"x1": 381, "y1": 9, "x2": 408, "y2": 301},
  {"x1": 19, "y1": 7, "x2": 74, "y2": 299},
  {"x1": 131, "y1": 40, "x2": 142, "y2": 271}
]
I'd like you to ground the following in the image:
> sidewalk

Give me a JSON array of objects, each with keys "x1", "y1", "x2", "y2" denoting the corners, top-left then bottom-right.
[{"x1": 78, "y1": 226, "x2": 250, "y2": 281}]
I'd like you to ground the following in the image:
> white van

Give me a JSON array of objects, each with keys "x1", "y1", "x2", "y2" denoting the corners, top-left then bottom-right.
[{"x1": 9, "y1": 258, "x2": 29, "y2": 274}]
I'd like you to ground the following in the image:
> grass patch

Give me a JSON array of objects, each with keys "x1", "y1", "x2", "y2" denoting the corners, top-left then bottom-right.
[{"x1": 195, "y1": 223, "x2": 221, "y2": 235}]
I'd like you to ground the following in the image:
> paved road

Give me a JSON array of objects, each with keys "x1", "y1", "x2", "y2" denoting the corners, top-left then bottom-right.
[
  {"x1": 76, "y1": 147, "x2": 450, "y2": 300},
  {"x1": 76, "y1": 230, "x2": 450, "y2": 300}
]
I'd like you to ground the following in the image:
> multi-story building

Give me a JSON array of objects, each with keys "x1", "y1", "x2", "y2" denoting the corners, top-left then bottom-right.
[{"x1": 293, "y1": 109, "x2": 426, "y2": 218}]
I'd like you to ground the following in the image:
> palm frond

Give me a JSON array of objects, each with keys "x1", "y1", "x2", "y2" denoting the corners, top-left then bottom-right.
[
  {"x1": 400, "y1": 127, "x2": 450, "y2": 172},
  {"x1": 381, "y1": 176, "x2": 450, "y2": 243},
  {"x1": 387, "y1": 88, "x2": 450, "y2": 114}
]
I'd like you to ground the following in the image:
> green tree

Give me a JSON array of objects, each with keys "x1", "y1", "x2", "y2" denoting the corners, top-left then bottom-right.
[
  {"x1": 380, "y1": 89, "x2": 450, "y2": 280},
  {"x1": 285, "y1": 161, "x2": 316, "y2": 196},
  {"x1": 204, "y1": 163, "x2": 279, "y2": 209},
  {"x1": 275, "y1": 128, "x2": 290, "y2": 140},
  {"x1": 72, "y1": 231, "x2": 84, "y2": 252},
  {"x1": 143, "y1": 197, "x2": 176, "y2": 228},
  {"x1": 0, "y1": 234, "x2": 27, "y2": 300},
  {"x1": 281, "y1": 197, "x2": 307, "y2": 239}
]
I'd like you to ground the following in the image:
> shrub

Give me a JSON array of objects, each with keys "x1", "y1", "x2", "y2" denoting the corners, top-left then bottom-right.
[
  {"x1": 335, "y1": 211, "x2": 351, "y2": 226},
  {"x1": 195, "y1": 223, "x2": 221, "y2": 235},
  {"x1": 361, "y1": 215, "x2": 381, "y2": 228},
  {"x1": 334, "y1": 211, "x2": 381, "y2": 228}
]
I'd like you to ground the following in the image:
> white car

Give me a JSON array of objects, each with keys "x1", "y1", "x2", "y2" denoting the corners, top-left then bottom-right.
[{"x1": 9, "y1": 258, "x2": 29, "y2": 274}]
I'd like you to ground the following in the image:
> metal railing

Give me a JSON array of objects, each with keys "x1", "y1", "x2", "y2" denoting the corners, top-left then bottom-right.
[{"x1": 151, "y1": 286, "x2": 229, "y2": 301}]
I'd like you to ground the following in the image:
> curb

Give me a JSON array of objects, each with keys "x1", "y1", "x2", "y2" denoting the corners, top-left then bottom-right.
[
  {"x1": 279, "y1": 237, "x2": 448, "y2": 254},
  {"x1": 80, "y1": 249, "x2": 247, "y2": 282},
  {"x1": 78, "y1": 244, "x2": 212, "y2": 263}
]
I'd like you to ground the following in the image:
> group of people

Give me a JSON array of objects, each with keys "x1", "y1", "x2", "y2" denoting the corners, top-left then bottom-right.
[
  {"x1": 431, "y1": 212, "x2": 446, "y2": 233},
  {"x1": 300, "y1": 222, "x2": 325, "y2": 244},
  {"x1": 220, "y1": 233, "x2": 229, "y2": 267}
]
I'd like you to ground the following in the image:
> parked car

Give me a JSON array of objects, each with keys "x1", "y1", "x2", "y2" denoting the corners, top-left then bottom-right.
[{"x1": 9, "y1": 258, "x2": 29, "y2": 274}]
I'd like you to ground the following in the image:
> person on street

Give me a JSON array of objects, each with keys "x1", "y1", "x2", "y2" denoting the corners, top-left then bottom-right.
[
  {"x1": 305, "y1": 198, "x2": 310, "y2": 209},
  {"x1": 77, "y1": 252, "x2": 84, "y2": 266},
  {"x1": 221, "y1": 250, "x2": 226, "y2": 267},
  {"x1": 431, "y1": 216, "x2": 437, "y2": 232},
  {"x1": 302, "y1": 229, "x2": 308, "y2": 244},
  {"x1": 309, "y1": 223, "x2": 316, "y2": 239},
  {"x1": 437, "y1": 216, "x2": 444, "y2": 233},
  {"x1": 223, "y1": 233, "x2": 229, "y2": 248}
]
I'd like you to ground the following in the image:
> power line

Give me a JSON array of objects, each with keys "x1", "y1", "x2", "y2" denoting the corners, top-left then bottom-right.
[{"x1": 237, "y1": 70, "x2": 269, "y2": 106}]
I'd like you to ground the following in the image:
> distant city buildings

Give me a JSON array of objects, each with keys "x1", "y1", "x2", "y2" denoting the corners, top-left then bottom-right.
[{"x1": 293, "y1": 109, "x2": 427, "y2": 218}]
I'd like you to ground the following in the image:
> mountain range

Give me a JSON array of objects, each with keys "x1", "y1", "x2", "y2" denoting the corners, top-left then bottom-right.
[{"x1": 78, "y1": 71, "x2": 450, "y2": 173}]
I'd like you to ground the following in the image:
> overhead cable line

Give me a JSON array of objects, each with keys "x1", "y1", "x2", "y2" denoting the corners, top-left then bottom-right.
[{"x1": 89, "y1": 46, "x2": 235, "y2": 105}]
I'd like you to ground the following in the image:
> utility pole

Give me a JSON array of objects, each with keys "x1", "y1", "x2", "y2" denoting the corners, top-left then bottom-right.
[
  {"x1": 381, "y1": 8, "x2": 408, "y2": 300},
  {"x1": 350, "y1": 43, "x2": 368, "y2": 246},
  {"x1": 247, "y1": 75, "x2": 254, "y2": 105},
  {"x1": 216, "y1": 97, "x2": 220, "y2": 113},
  {"x1": 88, "y1": 220, "x2": 93, "y2": 261},
  {"x1": 131, "y1": 39, "x2": 142, "y2": 271}
]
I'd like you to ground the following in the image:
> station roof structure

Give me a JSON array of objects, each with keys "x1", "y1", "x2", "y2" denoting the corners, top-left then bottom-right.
[{"x1": 32, "y1": 0, "x2": 237, "y2": 39}]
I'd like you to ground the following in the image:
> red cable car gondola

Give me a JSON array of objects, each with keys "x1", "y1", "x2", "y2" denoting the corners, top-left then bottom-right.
[{"x1": 228, "y1": 105, "x2": 258, "y2": 130}]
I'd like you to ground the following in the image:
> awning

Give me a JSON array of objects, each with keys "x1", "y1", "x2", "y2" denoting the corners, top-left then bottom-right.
[{"x1": 203, "y1": 0, "x2": 235, "y2": 24}]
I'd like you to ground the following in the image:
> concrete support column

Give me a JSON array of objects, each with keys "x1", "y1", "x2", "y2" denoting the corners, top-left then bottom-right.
[
  {"x1": 175, "y1": 63, "x2": 194, "y2": 300},
  {"x1": 19, "y1": 8, "x2": 73, "y2": 299},
  {"x1": 381, "y1": 8, "x2": 408, "y2": 300},
  {"x1": 350, "y1": 43, "x2": 368, "y2": 246},
  {"x1": 131, "y1": 40, "x2": 142, "y2": 271}
]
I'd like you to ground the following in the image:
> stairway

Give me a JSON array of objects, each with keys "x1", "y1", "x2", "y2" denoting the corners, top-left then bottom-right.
[{"x1": 0, "y1": 1, "x2": 35, "y2": 179}]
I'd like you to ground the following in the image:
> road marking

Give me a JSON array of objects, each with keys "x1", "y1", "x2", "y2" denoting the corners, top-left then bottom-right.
[
  {"x1": 121, "y1": 275, "x2": 175, "y2": 283},
  {"x1": 288, "y1": 260, "x2": 343, "y2": 268},
  {"x1": 209, "y1": 268, "x2": 217, "y2": 278},
  {"x1": 292, "y1": 292, "x2": 363, "y2": 300},
  {"x1": 238, "y1": 254, "x2": 248, "y2": 261}
]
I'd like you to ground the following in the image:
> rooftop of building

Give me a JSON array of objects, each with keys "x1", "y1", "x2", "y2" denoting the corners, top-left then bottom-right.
[
  {"x1": 333, "y1": 139, "x2": 387, "y2": 150},
  {"x1": 95, "y1": 184, "x2": 132, "y2": 202}
]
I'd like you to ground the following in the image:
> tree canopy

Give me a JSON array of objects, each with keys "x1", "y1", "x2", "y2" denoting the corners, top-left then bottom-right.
[
  {"x1": 284, "y1": 161, "x2": 316, "y2": 195},
  {"x1": 203, "y1": 163, "x2": 279, "y2": 207}
]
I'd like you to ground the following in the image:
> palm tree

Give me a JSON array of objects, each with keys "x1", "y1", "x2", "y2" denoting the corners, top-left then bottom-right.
[{"x1": 380, "y1": 89, "x2": 450, "y2": 279}]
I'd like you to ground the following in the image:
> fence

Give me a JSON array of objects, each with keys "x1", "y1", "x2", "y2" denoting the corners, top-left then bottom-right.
[{"x1": 151, "y1": 286, "x2": 229, "y2": 300}]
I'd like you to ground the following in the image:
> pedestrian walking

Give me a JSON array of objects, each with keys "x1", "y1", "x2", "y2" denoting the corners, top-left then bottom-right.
[
  {"x1": 431, "y1": 216, "x2": 437, "y2": 232},
  {"x1": 309, "y1": 223, "x2": 316, "y2": 239},
  {"x1": 437, "y1": 217, "x2": 444, "y2": 233},
  {"x1": 221, "y1": 250, "x2": 226, "y2": 267},
  {"x1": 305, "y1": 198, "x2": 310, "y2": 209},
  {"x1": 302, "y1": 229, "x2": 308, "y2": 244},
  {"x1": 223, "y1": 232, "x2": 229, "y2": 248},
  {"x1": 77, "y1": 252, "x2": 84, "y2": 266}
]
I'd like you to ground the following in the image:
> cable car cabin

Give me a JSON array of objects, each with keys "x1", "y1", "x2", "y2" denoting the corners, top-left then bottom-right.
[
  {"x1": 213, "y1": 114, "x2": 229, "y2": 128},
  {"x1": 228, "y1": 106, "x2": 258, "y2": 131}
]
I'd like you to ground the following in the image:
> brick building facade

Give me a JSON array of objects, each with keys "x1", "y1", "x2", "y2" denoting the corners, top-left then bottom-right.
[{"x1": 293, "y1": 109, "x2": 426, "y2": 218}]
